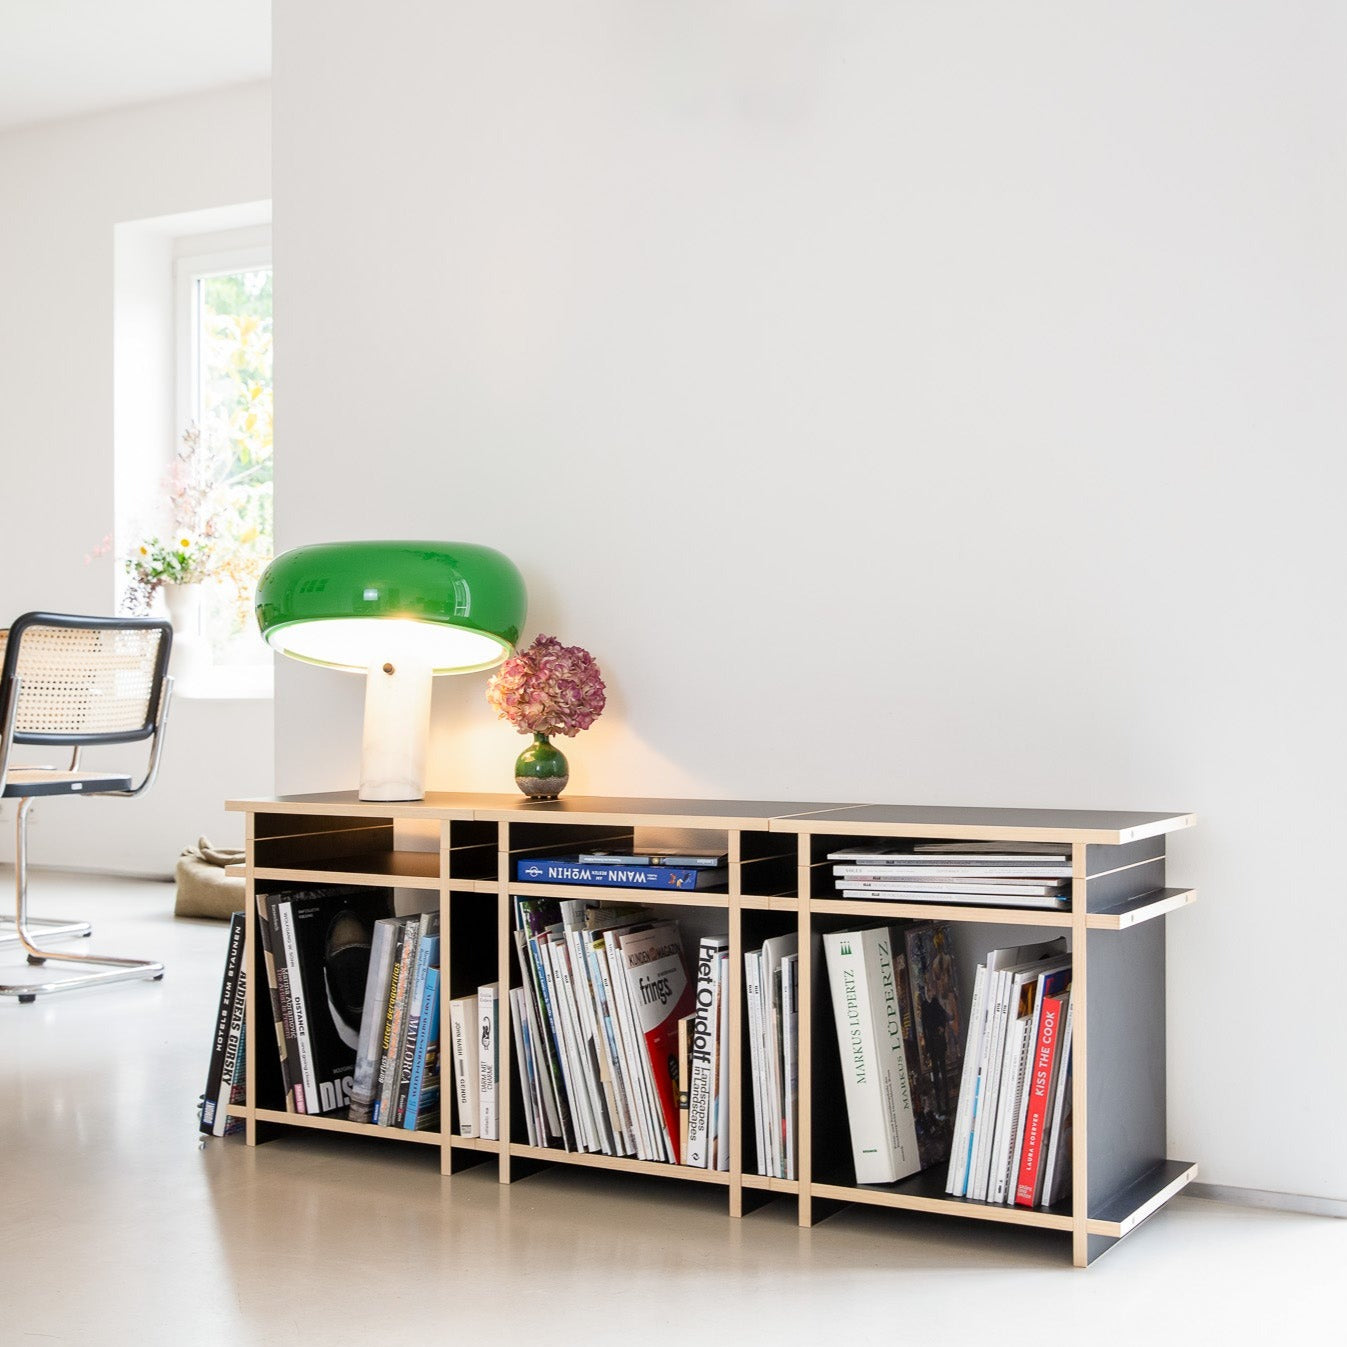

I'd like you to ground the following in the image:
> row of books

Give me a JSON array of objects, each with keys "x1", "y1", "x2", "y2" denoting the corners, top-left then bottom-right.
[
  {"x1": 445, "y1": 986, "x2": 500, "y2": 1140},
  {"x1": 744, "y1": 935, "x2": 798, "y2": 1178},
  {"x1": 946, "y1": 939, "x2": 1073, "y2": 1208},
  {"x1": 828, "y1": 841, "x2": 1071, "y2": 911},
  {"x1": 515, "y1": 848, "x2": 728, "y2": 892},
  {"x1": 347, "y1": 909, "x2": 443, "y2": 1130},
  {"x1": 199, "y1": 910, "x2": 247, "y2": 1137},
  {"x1": 824, "y1": 922, "x2": 963, "y2": 1184},
  {"x1": 511, "y1": 897, "x2": 712, "y2": 1165},
  {"x1": 255, "y1": 885, "x2": 398, "y2": 1118}
]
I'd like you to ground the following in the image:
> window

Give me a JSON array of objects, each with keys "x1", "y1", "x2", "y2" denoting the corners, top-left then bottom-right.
[{"x1": 175, "y1": 241, "x2": 274, "y2": 667}]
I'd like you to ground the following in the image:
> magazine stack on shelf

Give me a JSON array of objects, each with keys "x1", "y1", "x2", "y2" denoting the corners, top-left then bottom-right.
[
  {"x1": 515, "y1": 848, "x2": 728, "y2": 892},
  {"x1": 347, "y1": 910, "x2": 445, "y2": 1132},
  {"x1": 199, "y1": 910, "x2": 247, "y2": 1138},
  {"x1": 510, "y1": 896, "x2": 711, "y2": 1165},
  {"x1": 256, "y1": 885, "x2": 396, "y2": 1118},
  {"x1": 824, "y1": 922, "x2": 962, "y2": 1184},
  {"x1": 828, "y1": 841, "x2": 1071, "y2": 910},
  {"x1": 744, "y1": 934, "x2": 798, "y2": 1178},
  {"x1": 945, "y1": 938, "x2": 1074, "y2": 1208}
]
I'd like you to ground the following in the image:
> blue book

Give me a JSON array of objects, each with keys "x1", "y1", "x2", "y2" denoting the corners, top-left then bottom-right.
[
  {"x1": 404, "y1": 968, "x2": 441, "y2": 1130},
  {"x1": 515, "y1": 858, "x2": 727, "y2": 891}
]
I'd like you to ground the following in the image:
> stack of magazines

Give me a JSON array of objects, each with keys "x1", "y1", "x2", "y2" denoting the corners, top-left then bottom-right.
[
  {"x1": 511, "y1": 897, "x2": 713, "y2": 1165},
  {"x1": 744, "y1": 934, "x2": 798, "y2": 1179},
  {"x1": 829, "y1": 841, "x2": 1071, "y2": 910}
]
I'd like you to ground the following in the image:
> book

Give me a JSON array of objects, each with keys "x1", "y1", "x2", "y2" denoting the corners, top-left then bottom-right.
[
  {"x1": 832, "y1": 864, "x2": 1071, "y2": 879},
  {"x1": 273, "y1": 898, "x2": 318, "y2": 1114},
  {"x1": 714, "y1": 950, "x2": 731, "y2": 1173},
  {"x1": 744, "y1": 949, "x2": 769, "y2": 1175},
  {"x1": 449, "y1": 994, "x2": 480, "y2": 1137},
  {"x1": 779, "y1": 951, "x2": 797, "y2": 1181},
  {"x1": 1015, "y1": 987, "x2": 1070, "y2": 1207},
  {"x1": 478, "y1": 982, "x2": 500, "y2": 1141},
  {"x1": 823, "y1": 927, "x2": 920, "y2": 1184},
  {"x1": 394, "y1": 923, "x2": 441, "y2": 1126},
  {"x1": 687, "y1": 934, "x2": 729, "y2": 1168},
  {"x1": 255, "y1": 893, "x2": 301, "y2": 1112},
  {"x1": 374, "y1": 917, "x2": 419, "y2": 1125},
  {"x1": 509, "y1": 985, "x2": 540, "y2": 1147},
  {"x1": 617, "y1": 923, "x2": 695, "y2": 1163},
  {"x1": 403, "y1": 968, "x2": 442, "y2": 1131},
  {"x1": 348, "y1": 917, "x2": 400, "y2": 1125},
  {"x1": 578, "y1": 850, "x2": 727, "y2": 869},
  {"x1": 946, "y1": 964, "x2": 989, "y2": 1197},
  {"x1": 1007, "y1": 966, "x2": 1072, "y2": 1203},
  {"x1": 1041, "y1": 997, "x2": 1076, "y2": 1207},
  {"x1": 903, "y1": 923, "x2": 962, "y2": 1168},
  {"x1": 677, "y1": 1011, "x2": 694, "y2": 1165},
  {"x1": 516, "y1": 858, "x2": 728, "y2": 891},
  {"x1": 515, "y1": 898, "x2": 575, "y2": 1150},
  {"x1": 200, "y1": 911, "x2": 246, "y2": 1137},
  {"x1": 270, "y1": 886, "x2": 397, "y2": 1117},
  {"x1": 760, "y1": 933, "x2": 799, "y2": 1178},
  {"x1": 912, "y1": 842, "x2": 1070, "y2": 858},
  {"x1": 838, "y1": 887, "x2": 1067, "y2": 909}
]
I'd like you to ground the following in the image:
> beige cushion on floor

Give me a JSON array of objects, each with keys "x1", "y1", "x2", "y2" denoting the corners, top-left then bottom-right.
[{"x1": 173, "y1": 837, "x2": 245, "y2": 921}]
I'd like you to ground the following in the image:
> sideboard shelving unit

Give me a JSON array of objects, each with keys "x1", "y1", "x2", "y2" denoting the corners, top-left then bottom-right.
[{"x1": 227, "y1": 791, "x2": 1197, "y2": 1268}]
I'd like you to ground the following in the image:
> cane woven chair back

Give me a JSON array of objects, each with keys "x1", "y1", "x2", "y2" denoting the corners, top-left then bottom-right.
[{"x1": 0, "y1": 614, "x2": 172, "y2": 745}]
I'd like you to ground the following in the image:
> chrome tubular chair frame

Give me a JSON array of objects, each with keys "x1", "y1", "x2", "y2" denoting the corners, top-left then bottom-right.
[{"x1": 0, "y1": 612, "x2": 174, "y2": 1002}]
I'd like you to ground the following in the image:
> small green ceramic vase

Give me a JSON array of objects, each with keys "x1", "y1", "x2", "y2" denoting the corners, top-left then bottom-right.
[{"x1": 515, "y1": 733, "x2": 569, "y2": 799}]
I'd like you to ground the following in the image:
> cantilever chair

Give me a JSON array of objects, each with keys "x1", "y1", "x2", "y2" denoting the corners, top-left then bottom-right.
[{"x1": 0, "y1": 612, "x2": 174, "y2": 1002}]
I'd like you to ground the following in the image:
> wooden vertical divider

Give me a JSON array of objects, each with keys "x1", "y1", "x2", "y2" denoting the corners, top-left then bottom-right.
[
  {"x1": 796, "y1": 829, "x2": 813, "y2": 1228},
  {"x1": 1071, "y1": 839, "x2": 1090, "y2": 1267},
  {"x1": 244, "y1": 810, "x2": 257, "y2": 1146},
  {"x1": 728, "y1": 827, "x2": 743, "y2": 1217},
  {"x1": 497, "y1": 819, "x2": 512, "y2": 1184}
]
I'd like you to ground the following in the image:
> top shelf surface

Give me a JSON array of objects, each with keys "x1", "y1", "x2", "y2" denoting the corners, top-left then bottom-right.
[{"x1": 227, "y1": 792, "x2": 1194, "y2": 844}]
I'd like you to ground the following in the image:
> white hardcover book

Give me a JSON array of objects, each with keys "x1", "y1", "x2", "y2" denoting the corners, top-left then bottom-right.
[
  {"x1": 508, "y1": 986, "x2": 539, "y2": 1147},
  {"x1": 478, "y1": 982, "x2": 499, "y2": 1142},
  {"x1": 744, "y1": 950, "x2": 769, "y2": 1175},
  {"x1": 688, "y1": 935, "x2": 728, "y2": 1168},
  {"x1": 448, "y1": 994, "x2": 479, "y2": 1137},
  {"x1": 781, "y1": 952, "x2": 798, "y2": 1182},
  {"x1": 714, "y1": 950, "x2": 731, "y2": 1172},
  {"x1": 824, "y1": 928, "x2": 919, "y2": 1184},
  {"x1": 276, "y1": 900, "x2": 319, "y2": 1116},
  {"x1": 1042, "y1": 998, "x2": 1076, "y2": 1207},
  {"x1": 945, "y1": 963, "x2": 988, "y2": 1196},
  {"x1": 761, "y1": 933, "x2": 798, "y2": 1178}
]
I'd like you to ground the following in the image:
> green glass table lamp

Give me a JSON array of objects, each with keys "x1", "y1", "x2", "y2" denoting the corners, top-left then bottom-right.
[{"x1": 256, "y1": 540, "x2": 527, "y2": 801}]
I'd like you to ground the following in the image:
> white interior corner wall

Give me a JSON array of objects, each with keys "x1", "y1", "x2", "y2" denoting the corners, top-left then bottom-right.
[
  {"x1": 0, "y1": 82, "x2": 275, "y2": 874},
  {"x1": 273, "y1": 3, "x2": 1347, "y2": 1202}
]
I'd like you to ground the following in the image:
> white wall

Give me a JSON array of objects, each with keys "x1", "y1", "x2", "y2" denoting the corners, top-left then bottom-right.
[
  {"x1": 274, "y1": 3, "x2": 1346, "y2": 1201},
  {"x1": 0, "y1": 83, "x2": 275, "y2": 875}
]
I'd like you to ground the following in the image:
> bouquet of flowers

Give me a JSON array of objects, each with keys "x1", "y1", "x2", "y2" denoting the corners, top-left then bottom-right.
[{"x1": 486, "y1": 635, "x2": 606, "y2": 737}]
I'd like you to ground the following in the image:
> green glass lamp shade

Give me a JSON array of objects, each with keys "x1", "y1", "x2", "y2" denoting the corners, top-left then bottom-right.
[{"x1": 255, "y1": 540, "x2": 527, "y2": 674}]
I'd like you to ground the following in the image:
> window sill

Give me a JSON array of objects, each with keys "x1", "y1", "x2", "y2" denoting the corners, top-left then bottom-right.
[{"x1": 174, "y1": 665, "x2": 274, "y2": 702}]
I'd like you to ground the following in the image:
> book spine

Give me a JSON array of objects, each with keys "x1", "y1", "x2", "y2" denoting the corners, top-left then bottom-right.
[
  {"x1": 781, "y1": 954, "x2": 798, "y2": 1182},
  {"x1": 374, "y1": 921, "x2": 412, "y2": 1125},
  {"x1": 1015, "y1": 993, "x2": 1065, "y2": 1206},
  {"x1": 714, "y1": 950, "x2": 731, "y2": 1173},
  {"x1": 478, "y1": 983, "x2": 498, "y2": 1142},
  {"x1": 744, "y1": 951, "x2": 768, "y2": 1176},
  {"x1": 201, "y1": 911, "x2": 245, "y2": 1136},
  {"x1": 549, "y1": 938, "x2": 602, "y2": 1151},
  {"x1": 991, "y1": 1016, "x2": 1033, "y2": 1204},
  {"x1": 514, "y1": 860, "x2": 721, "y2": 891},
  {"x1": 867, "y1": 929, "x2": 921, "y2": 1179},
  {"x1": 582, "y1": 933, "x2": 635, "y2": 1156},
  {"x1": 256, "y1": 896, "x2": 298, "y2": 1113},
  {"x1": 514, "y1": 928, "x2": 564, "y2": 1144},
  {"x1": 946, "y1": 963, "x2": 988, "y2": 1196},
  {"x1": 276, "y1": 901, "x2": 318, "y2": 1116},
  {"x1": 396, "y1": 930, "x2": 438, "y2": 1127},
  {"x1": 1042, "y1": 1000, "x2": 1076, "y2": 1207},
  {"x1": 523, "y1": 928, "x2": 575, "y2": 1149},
  {"x1": 825, "y1": 930, "x2": 899, "y2": 1184},
  {"x1": 448, "y1": 997, "x2": 477, "y2": 1137},
  {"x1": 509, "y1": 986, "x2": 540, "y2": 1148},
  {"x1": 404, "y1": 969, "x2": 441, "y2": 1130},
  {"x1": 599, "y1": 934, "x2": 654, "y2": 1161},
  {"x1": 687, "y1": 938, "x2": 721, "y2": 1168},
  {"x1": 970, "y1": 969, "x2": 1011, "y2": 1200},
  {"x1": 217, "y1": 955, "x2": 247, "y2": 1135},
  {"x1": 348, "y1": 920, "x2": 397, "y2": 1125}
]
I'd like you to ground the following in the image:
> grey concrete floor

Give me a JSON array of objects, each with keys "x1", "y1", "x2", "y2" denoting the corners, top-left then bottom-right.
[{"x1": 0, "y1": 872, "x2": 1340, "y2": 1347}]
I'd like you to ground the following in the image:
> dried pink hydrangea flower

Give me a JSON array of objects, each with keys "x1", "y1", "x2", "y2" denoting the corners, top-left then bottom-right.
[{"x1": 486, "y1": 635, "x2": 606, "y2": 738}]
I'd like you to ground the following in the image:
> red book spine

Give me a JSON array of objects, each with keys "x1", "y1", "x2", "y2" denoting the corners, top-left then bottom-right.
[
  {"x1": 1014, "y1": 994, "x2": 1064, "y2": 1206},
  {"x1": 642, "y1": 984, "x2": 696, "y2": 1162}
]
